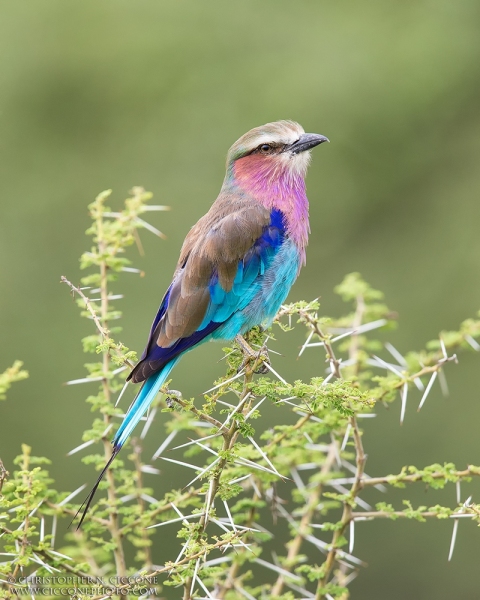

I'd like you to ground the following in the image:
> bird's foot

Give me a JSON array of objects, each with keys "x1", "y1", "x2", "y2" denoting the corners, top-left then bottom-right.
[{"x1": 235, "y1": 334, "x2": 270, "y2": 374}]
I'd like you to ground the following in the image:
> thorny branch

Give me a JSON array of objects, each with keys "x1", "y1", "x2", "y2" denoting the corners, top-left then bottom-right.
[
  {"x1": 271, "y1": 443, "x2": 339, "y2": 597},
  {"x1": 182, "y1": 338, "x2": 265, "y2": 600},
  {"x1": 87, "y1": 533, "x2": 245, "y2": 600},
  {"x1": 299, "y1": 308, "x2": 343, "y2": 378},
  {"x1": 96, "y1": 201, "x2": 127, "y2": 576},
  {"x1": 60, "y1": 275, "x2": 135, "y2": 370},
  {"x1": 4, "y1": 195, "x2": 480, "y2": 600}
]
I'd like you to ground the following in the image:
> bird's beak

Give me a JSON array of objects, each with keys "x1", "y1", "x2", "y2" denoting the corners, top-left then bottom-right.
[{"x1": 289, "y1": 133, "x2": 329, "y2": 154}]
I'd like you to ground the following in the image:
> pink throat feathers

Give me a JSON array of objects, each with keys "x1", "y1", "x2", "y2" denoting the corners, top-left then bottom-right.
[{"x1": 232, "y1": 154, "x2": 310, "y2": 264}]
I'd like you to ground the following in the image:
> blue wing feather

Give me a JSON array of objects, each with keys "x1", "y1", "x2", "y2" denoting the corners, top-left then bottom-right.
[
  {"x1": 138, "y1": 286, "x2": 172, "y2": 361},
  {"x1": 137, "y1": 209, "x2": 286, "y2": 370}
]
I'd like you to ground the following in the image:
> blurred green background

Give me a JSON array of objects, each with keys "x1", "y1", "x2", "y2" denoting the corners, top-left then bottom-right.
[{"x1": 1, "y1": 1, "x2": 480, "y2": 597}]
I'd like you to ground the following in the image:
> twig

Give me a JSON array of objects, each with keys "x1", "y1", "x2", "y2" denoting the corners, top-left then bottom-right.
[
  {"x1": 315, "y1": 416, "x2": 366, "y2": 599},
  {"x1": 96, "y1": 206, "x2": 126, "y2": 576},
  {"x1": 60, "y1": 276, "x2": 135, "y2": 370},
  {"x1": 299, "y1": 309, "x2": 342, "y2": 378},
  {"x1": 271, "y1": 442, "x2": 338, "y2": 596},
  {"x1": 360, "y1": 466, "x2": 480, "y2": 488}
]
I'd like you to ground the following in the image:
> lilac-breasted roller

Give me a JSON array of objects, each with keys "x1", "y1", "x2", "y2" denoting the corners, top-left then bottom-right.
[{"x1": 77, "y1": 120, "x2": 328, "y2": 525}]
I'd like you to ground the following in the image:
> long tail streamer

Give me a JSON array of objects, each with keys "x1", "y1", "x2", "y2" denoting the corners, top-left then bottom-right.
[{"x1": 74, "y1": 357, "x2": 180, "y2": 529}]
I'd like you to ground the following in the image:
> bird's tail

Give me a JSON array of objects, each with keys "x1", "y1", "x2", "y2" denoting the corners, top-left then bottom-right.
[
  {"x1": 74, "y1": 357, "x2": 180, "y2": 529},
  {"x1": 113, "y1": 356, "x2": 180, "y2": 449}
]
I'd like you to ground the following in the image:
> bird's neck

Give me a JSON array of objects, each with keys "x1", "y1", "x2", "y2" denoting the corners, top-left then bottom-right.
[{"x1": 227, "y1": 156, "x2": 310, "y2": 263}]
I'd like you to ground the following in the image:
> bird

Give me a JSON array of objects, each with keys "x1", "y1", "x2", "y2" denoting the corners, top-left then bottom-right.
[{"x1": 76, "y1": 120, "x2": 328, "y2": 526}]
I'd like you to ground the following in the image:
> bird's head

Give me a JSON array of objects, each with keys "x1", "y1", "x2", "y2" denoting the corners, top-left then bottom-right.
[{"x1": 226, "y1": 120, "x2": 329, "y2": 185}]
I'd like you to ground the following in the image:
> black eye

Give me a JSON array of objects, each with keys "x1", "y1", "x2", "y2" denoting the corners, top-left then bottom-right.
[{"x1": 260, "y1": 144, "x2": 272, "y2": 153}]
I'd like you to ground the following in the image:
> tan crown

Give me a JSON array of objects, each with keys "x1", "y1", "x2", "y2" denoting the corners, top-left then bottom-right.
[{"x1": 227, "y1": 120, "x2": 305, "y2": 165}]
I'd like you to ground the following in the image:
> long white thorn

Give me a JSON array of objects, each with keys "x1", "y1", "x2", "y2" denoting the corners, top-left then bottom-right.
[
  {"x1": 171, "y1": 432, "x2": 221, "y2": 451},
  {"x1": 262, "y1": 362, "x2": 288, "y2": 385},
  {"x1": 254, "y1": 558, "x2": 303, "y2": 582},
  {"x1": 32, "y1": 553, "x2": 58, "y2": 573},
  {"x1": 49, "y1": 550, "x2": 73, "y2": 561},
  {"x1": 142, "y1": 493, "x2": 158, "y2": 504},
  {"x1": 191, "y1": 439, "x2": 220, "y2": 457},
  {"x1": 244, "y1": 396, "x2": 266, "y2": 420},
  {"x1": 276, "y1": 397, "x2": 300, "y2": 408},
  {"x1": 330, "y1": 484, "x2": 372, "y2": 510},
  {"x1": 204, "y1": 479, "x2": 215, "y2": 523},
  {"x1": 234, "y1": 457, "x2": 281, "y2": 478},
  {"x1": 221, "y1": 393, "x2": 251, "y2": 428},
  {"x1": 215, "y1": 398, "x2": 235, "y2": 408},
  {"x1": 372, "y1": 355, "x2": 403, "y2": 377},
  {"x1": 147, "y1": 512, "x2": 204, "y2": 530},
  {"x1": 58, "y1": 484, "x2": 87, "y2": 506},
  {"x1": 349, "y1": 519, "x2": 355, "y2": 554},
  {"x1": 329, "y1": 319, "x2": 387, "y2": 344},
  {"x1": 448, "y1": 519, "x2": 459, "y2": 562},
  {"x1": 190, "y1": 558, "x2": 200, "y2": 597},
  {"x1": 135, "y1": 217, "x2": 167, "y2": 239},
  {"x1": 413, "y1": 377, "x2": 425, "y2": 391},
  {"x1": 284, "y1": 580, "x2": 315, "y2": 598},
  {"x1": 299, "y1": 330, "x2": 315, "y2": 357},
  {"x1": 418, "y1": 371, "x2": 438, "y2": 411},
  {"x1": 88, "y1": 294, "x2": 124, "y2": 302},
  {"x1": 234, "y1": 583, "x2": 257, "y2": 600},
  {"x1": 303, "y1": 431, "x2": 314, "y2": 443},
  {"x1": 66, "y1": 376, "x2": 104, "y2": 385},
  {"x1": 229, "y1": 473, "x2": 252, "y2": 485},
  {"x1": 142, "y1": 204, "x2": 170, "y2": 211},
  {"x1": 223, "y1": 500, "x2": 237, "y2": 532},
  {"x1": 290, "y1": 467, "x2": 305, "y2": 491},
  {"x1": 384, "y1": 342, "x2": 408, "y2": 367},
  {"x1": 196, "y1": 575, "x2": 215, "y2": 599},
  {"x1": 203, "y1": 370, "x2": 245, "y2": 395},
  {"x1": 183, "y1": 457, "x2": 221, "y2": 488},
  {"x1": 51, "y1": 515, "x2": 57, "y2": 548},
  {"x1": 465, "y1": 334, "x2": 480, "y2": 351},
  {"x1": 158, "y1": 457, "x2": 199, "y2": 471},
  {"x1": 152, "y1": 430, "x2": 177, "y2": 460},
  {"x1": 250, "y1": 477, "x2": 262, "y2": 498},
  {"x1": 67, "y1": 439, "x2": 96, "y2": 456},
  {"x1": 248, "y1": 437, "x2": 283, "y2": 478},
  {"x1": 217, "y1": 519, "x2": 260, "y2": 533},
  {"x1": 28, "y1": 500, "x2": 44, "y2": 518},
  {"x1": 141, "y1": 465, "x2": 161, "y2": 475},
  {"x1": 170, "y1": 502, "x2": 186, "y2": 519},
  {"x1": 141, "y1": 407, "x2": 157, "y2": 439},
  {"x1": 174, "y1": 537, "x2": 191, "y2": 565},
  {"x1": 203, "y1": 556, "x2": 232, "y2": 567},
  {"x1": 341, "y1": 423, "x2": 352, "y2": 451},
  {"x1": 321, "y1": 371, "x2": 335, "y2": 387},
  {"x1": 440, "y1": 337, "x2": 448, "y2": 360},
  {"x1": 343, "y1": 570, "x2": 360, "y2": 587},
  {"x1": 400, "y1": 383, "x2": 408, "y2": 425},
  {"x1": 438, "y1": 368, "x2": 449, "y2": 397}
]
